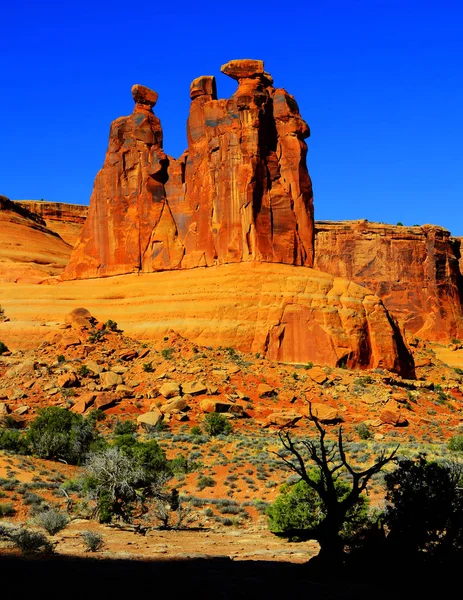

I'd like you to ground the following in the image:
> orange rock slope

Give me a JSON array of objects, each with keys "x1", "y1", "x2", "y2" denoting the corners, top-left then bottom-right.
[
  {"x1": 0, "y1": 195, "x2": 72, "y2": 283},
  {"x1": 314, "y1": 220, "x2": 463, "y2": 342},
  {"x1": 14, "y1": 201, "x2": 88, "y2": 247},
  {"x1": 0, "y1": 262, "x2": 414, "y2": 377},
  {"x1": 63, "y1": 59, "x2": 314, "y2": 280}
]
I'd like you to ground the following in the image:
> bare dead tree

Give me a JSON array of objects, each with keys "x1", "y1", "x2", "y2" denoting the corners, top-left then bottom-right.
[{"x1": 273, "y1": 402, "x2": 398, "y2": 563}]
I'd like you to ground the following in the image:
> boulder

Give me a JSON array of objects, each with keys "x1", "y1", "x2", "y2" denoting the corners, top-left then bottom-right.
[
  {"x1": 258, "y1": 383, "x2": 275, "y2": 398},
  {"x1": 308, "y1": 403, "x2": 340, "y2": 423},
  {"x1": 159, "y1": 382, "x2": 181, "y2": 399},
  {"x1": 181, "y1": 381, "x2": 206, "y2": 396},
  {"x1": 380, "y1": 400, "x2": 409, "y2": 426},
  {"x1": 160, "y1": 396, "x2": 188, "y2": 414},
  {"x1": 200, "y1": 399, "x2": 237, "y2": 413},
  {"x1": 137, "y1": 410, "x2": 162, "y2": 428},
  {"x1": 57, "y1": 371, "x2": 78, "y2": 388},
  {"x1": 93, "y1": 392, "x2": 118, "y2": 410},
  {"x1": 99, "y1": 371, "x2": 123, "y2": 389},
  {"x1": 265, "y1": 411, "x2": 302, "y2": 428},
  {"x1": 307, "y1": 367, "x2": 328, "y2": 385}
]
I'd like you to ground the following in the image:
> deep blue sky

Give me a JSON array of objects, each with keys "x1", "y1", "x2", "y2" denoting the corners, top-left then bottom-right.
[{"x1": 1, "y1": 1, "x2": 462, "y2": 234}]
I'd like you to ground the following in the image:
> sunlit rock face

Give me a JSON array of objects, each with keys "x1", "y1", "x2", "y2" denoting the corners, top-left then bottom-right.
[
  {"x1": 63, "y1": 59, "x2": 314, "y2": 280},
  {"x1": 314, "y1": 220, "x2": 463, "y2": 343}
]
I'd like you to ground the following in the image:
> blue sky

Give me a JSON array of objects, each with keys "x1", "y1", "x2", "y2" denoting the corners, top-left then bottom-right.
[{"x1": 1, "y1": 0, "x2": 462, "y2": 234}]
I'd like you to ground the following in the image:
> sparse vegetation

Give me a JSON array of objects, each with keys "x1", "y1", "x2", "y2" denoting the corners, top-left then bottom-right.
[
  {"x1": 203, "y1": 413, "x2": 233, "y2": 437},
  {"x1": 143, "y1": 362, "x2": 154, "y2": 372},
  {"x1": 82, "y1": 530, "x2": 104, "y2": 552},
  {"x1": 34, "y1": 508, "x2": 69, "y2": 535},
  {"x1": 161, "y1": 348, "x2": 174, "y2": 360}
]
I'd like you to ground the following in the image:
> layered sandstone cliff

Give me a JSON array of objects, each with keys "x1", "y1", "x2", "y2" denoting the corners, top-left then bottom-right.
[
  {"x1": 0, "y1": 195, "x2": 72, "y2": 283},
  {"x1": 314, "y1": 220, "x2": 463, "y2": 342},
  {"x1": 15, "y1": 201, "x2": 88, "y2": 247},
  {"x1": 1, "y1": 262, "x2": 415, "y2": 377},
  {"x1": 63, "y1": 59, "x2": 314, "y2": 280}
]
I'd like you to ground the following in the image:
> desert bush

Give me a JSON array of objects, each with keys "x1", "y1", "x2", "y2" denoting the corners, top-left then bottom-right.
[
  {"x1": 88, "y1": 329, "x2": 105, "y2": 343},
  {"x1": 355, "y1": 423, "x2": 373, "y2": 440},
  {"x1": 82, "y1": 530, "x2": 104, "y2": 552},
  {"x1": 113, "y1": 419, "x2": 137, "y2": 436},
  {"x1": 34, "y1": 508, "x2": 68, "y2": 535},
  {"x1": 197, "y1": 476, "x2": 216, "y2": 491},
  {"x1": 84, "y1": 439, "x2": 171, "y2": 523},
  {"x1": 77, "y1": 364, "x2": 91, "y2": 378},
  {"x1": 105, "y1": 319, "x2": 118, "y2": 331},
  {"x1": 27, "y1": 406, "x2": 98, "y2": 464},
  {"x1": 161, "y1": 348, "x2": 173, "y2": 360},
  {"x1": 267, "y1": 477, "x2": 370, "y2": 543},
  {"x1": 0, "y1": 429, "x2": 29, "y2": 454},
  {"x1": 143, "y1": 362, "x2": 154, "y2": 372},
  {"x1": 448, "y1": 436, "x2": 463, "y2": 452},
  {"x1": 1, "y1": 524, "x2": 54, "y2": 554},
  {"x1": 203, "y1": 413, "x2": 233, "y2": 437},
  {"x1": 384, "y1": 455, "x2": 463, "y2": 555},
  {"x1": 0, "y1": 502, "x2": 15, "y2": 517},
  {"x1": 57, "y1": 354, "x2": 66, "y2": 363}
]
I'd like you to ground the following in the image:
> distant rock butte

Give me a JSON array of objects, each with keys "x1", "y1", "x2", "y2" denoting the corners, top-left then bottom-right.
[
  {"x1": 0, "y1": 195, "x2": 72, "y2": 283},
  {"x1": 14, "y1": 201, "x2": 88, "y2": 247},
  {"x1": 62, "y1": 58, "x2": 314, "y2": 280},
  {"x1": 314, "y1": 220, "x2": 463, "y2": 342}
]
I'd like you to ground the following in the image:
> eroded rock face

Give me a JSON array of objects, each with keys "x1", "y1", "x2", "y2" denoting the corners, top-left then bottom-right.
[
  {"x1": 169, "y1": 59, "x2": 314, "y2": 269},
  {"x1": 63, "y1": 84, "x2": 183, "y2": 279},
  {"x1": 314, "y1": 220, "x2": 463, "y2": 342},
  {"x1": 63, "y1": 59, "x2": 314, "y2": 279},
  {"x1": 0, "y1": 195, "x2": 72, "y2": 283},
  {"x1": 14, "y1": 201, "x2": 88, "y2": 247}
]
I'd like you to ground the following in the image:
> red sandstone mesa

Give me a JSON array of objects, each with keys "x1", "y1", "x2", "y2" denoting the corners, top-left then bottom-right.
[
  {"x1": 314, "y1": 220, "x2": 463, "y2": 342},
  {"x1": 62, "y1": 59, "x2": 314, "y2": 279}
]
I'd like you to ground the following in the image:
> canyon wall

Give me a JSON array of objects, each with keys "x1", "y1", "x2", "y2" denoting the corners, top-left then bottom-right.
[
  {"x1": 15, "y1": 201, "x2": 88, "y2": 247},
  {"x1": 314, "y1": 220, "x2": 463, "y2": 341},
  {"x1": 0, "y1": 196, "x2": 72, "y2": 283}
]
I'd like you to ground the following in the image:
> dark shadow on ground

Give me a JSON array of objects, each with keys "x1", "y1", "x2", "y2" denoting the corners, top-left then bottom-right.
[{"x1": 0, "y1": 553, "x2": 458, "y2": 600}]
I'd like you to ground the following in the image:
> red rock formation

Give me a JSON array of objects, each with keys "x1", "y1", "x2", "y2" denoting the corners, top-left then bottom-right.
[
  {"x1": 63, "y1": 84, "x2": 183, "y2": 279},
  {"x1": 314, "y1": 220, "x2": 463, "y2": 342},
  {"x1": 0, "y1": 195, "x2": 72, "y2": 283},
  {"x1": 63, "y1": 60, "x2": 314, "y2": 279},
  {"x1": 168, "y1": 60, "x2": 314, "y2": 268},
  {"x1": 14, "y1": 201, "x2": 88, "y2": 247}
]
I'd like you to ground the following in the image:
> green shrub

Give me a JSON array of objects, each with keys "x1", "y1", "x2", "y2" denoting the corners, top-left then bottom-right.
[
  {"x1": 113, "y1": 420, "x2": 137, "y2": 436},
  {"x1": 82, "y1": 530, "x2": 104, "y2": 552},
  {"x1": 0, "y1": 502, "x2": 15, "y2": 517},
  {"x1": 448, "y1": 435, "x2": 463, "y2": 452},
  {"x1": 88, "y1": 329, "x2": 105, "y2": 343},
  {"x1": 77, "y1": 364, "x2": 91, "y2": 377},
  {"x1": 267, "y1": 477, "x2": 369, "y2": 542},
  {"x1": 143, "y1": 362, "x2": 154, "y2": 373},
  {"x1": 355, "y1": 423, "x2": 373, "y2": 440},
  {"x1": 13, "y1": 528, "x2": 54, "y2": 554},
  {"x1": 197, "y1": 476, "x2": 216, "y2": 491},
  {"x1": 105, "y1": 319, "x2": 118, "y2": 331},
  {"x1": 57, "y1": 354, "x2": 66, "y2": 363},
  {"x1": 34, "y1": 509, "x2": 68, "y2": 535},
  {"x1": 190, "y1": 425, "x2": 202, "y2": 436},
  {"x1": 0, "y1": 429, "x2": 29, "y2": 454},
  {"x1": 27, "y1": 407, "x2": 98, "y2": 464},
  {"x1": 161, "y1": 348, "x2": 173, "y2": 360},
  {"x1": 203, "y1": 413, "x2": 233, "y2": 437}
]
